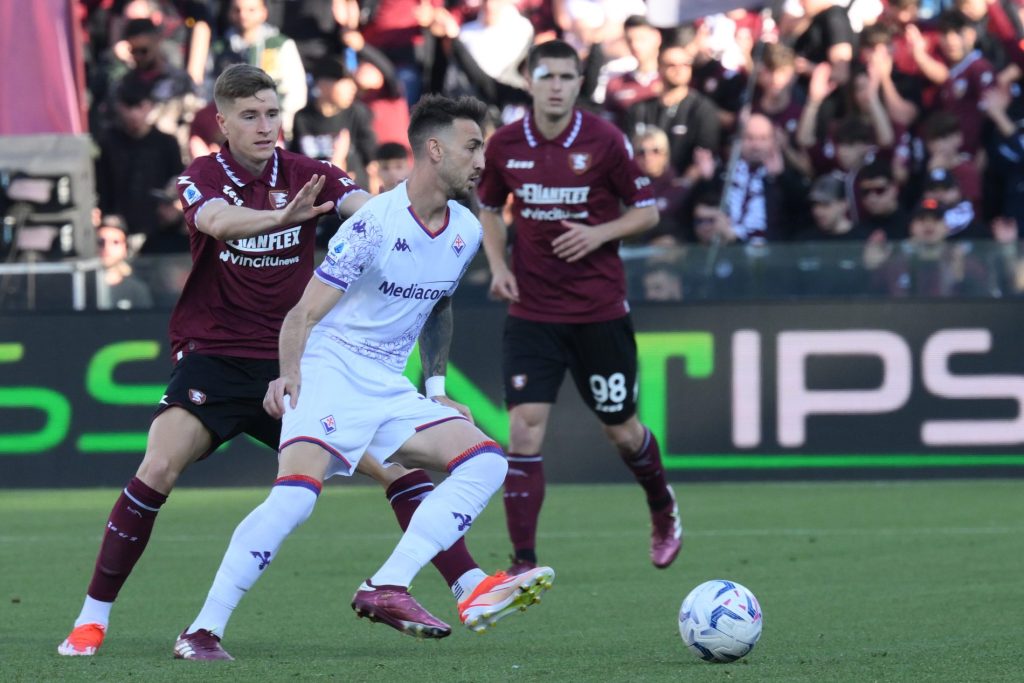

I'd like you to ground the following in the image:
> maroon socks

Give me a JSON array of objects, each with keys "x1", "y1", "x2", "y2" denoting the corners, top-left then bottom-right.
[
  {"x1": 502, "y1": 453, "x2": 545, "y2": 563},
  {"x1": 87, "y1": 477, "x2": 168, "y2": 602}
]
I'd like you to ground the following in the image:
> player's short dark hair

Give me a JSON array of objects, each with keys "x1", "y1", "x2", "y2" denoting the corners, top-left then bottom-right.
[
  {"x1": 407, "y1": 94, "x2": 487, "y2": 158},
  {"x1": 214, "y1": 64, "x2": 278, "y2": 112},
  {"x1": 527, "y1": 40, "x2": 580, "y2": 73},
  {"x1": 375, "y1": 142, "x2": 410, "y2": 162},
  {"x1": 124, "y1": 18, "x2": 158, "y2": 40}
]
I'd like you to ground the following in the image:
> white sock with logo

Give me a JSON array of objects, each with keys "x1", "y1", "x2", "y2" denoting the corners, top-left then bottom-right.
[
  {"x1": 188, "y1": 482, "x2": 319, "y2": 637},
  {"x1": 370, "y1": 449, "x2": 507, "y2": 588}
]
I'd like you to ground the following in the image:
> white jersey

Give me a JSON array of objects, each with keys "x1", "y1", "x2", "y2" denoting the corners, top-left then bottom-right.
[{"x1": 312, "y1": 181, "x2": 482, "y2": 372}]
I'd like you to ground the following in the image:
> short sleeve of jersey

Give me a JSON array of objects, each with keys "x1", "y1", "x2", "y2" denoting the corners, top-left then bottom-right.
[
  {"x1": 476, "y1": 139, "x2": 511, "y2": 211},
  {"x1": 609, "y1": 131, "x2": 656, "y2": 209},
  {"x1": 176, "y1": 160, "x2": 228, "y2": 232},
  {"x1": 315, "y1": 211, "x2": 385, "y2": 291}
]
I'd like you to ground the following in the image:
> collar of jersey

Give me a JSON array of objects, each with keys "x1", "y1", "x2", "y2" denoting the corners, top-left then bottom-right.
[
  {"x1": 217, "y1": 144, "x2": 280, "y2": 188},
  {"x1": 523, "y1": 109, "x2": 583, "y2": 149}
]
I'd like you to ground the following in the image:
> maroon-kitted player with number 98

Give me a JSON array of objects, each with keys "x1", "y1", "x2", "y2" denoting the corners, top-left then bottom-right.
[{"x1": 477, "y1": 40, "x2": 684, "y2": 575}]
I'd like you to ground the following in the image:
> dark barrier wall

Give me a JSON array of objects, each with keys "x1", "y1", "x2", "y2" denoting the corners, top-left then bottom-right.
[{"x1": 2, "y1": 300, "x2": 1023, "y2": 488}]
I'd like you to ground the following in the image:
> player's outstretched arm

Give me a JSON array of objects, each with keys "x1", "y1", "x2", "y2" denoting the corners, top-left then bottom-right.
[
  {"x1": 198, "y1": 174, "x2": 335, "y2": 241},
  {"x1": 264, "y1": 276, "x2": 344, "y2": 418},
  {"x1": 480, "y1": 208, "x2": 519, "y2": 303},
  {"x1": 418, "y1": 296, "x2": 473, "y2": 422}
]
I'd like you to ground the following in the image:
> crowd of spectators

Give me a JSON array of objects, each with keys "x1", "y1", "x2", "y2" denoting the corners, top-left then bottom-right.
[{"x1": 71, "y1": 0, "x2": 1024, "y2": 306}]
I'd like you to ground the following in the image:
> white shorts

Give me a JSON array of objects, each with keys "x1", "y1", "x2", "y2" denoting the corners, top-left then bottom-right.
[{"x1": 279, "y1": 332, "x2": 465, "y2": 479}]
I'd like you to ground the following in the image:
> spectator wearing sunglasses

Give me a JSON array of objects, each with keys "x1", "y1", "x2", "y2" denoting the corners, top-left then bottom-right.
[
  {"x1": 853, "y1": 159, "x2": 910, "y2": 240},
  {"x1": 630, "y1": 127, "x2": 690, "y2": 246},
  {"x1": 114, "y1": 18, "x2": 195, "y2": 151}
]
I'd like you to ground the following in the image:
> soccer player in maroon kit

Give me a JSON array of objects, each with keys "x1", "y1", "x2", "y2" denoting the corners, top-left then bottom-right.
[
  {"x1": 477, "y1": 40, "x2": 683, "y2": 574},
  {"x1": 59, "y1": 65, "x2": 483, "y2": 657}
]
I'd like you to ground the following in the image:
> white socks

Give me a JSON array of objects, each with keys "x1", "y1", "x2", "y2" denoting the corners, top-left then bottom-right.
[
  {"x1": 188, "y1": 480, "x2": 320, "y2": 636},
  {"x1": 371, "y1": 449, "x2": 507, "y2": 588},
  {"x1": 75, "y1": 596, "x2": 113, "y2": 628},
  {"x1": 452, "y1": 568, "x2": 488, "y2": 602}
]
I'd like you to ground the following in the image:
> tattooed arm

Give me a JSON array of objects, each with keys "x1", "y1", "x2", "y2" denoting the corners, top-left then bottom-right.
[
  {"x1": 419, "y1": 295, "x2": 453, "y2": 381},
  {"x1": 418, "y1": 296, "x2": 474, "y2": 422}
]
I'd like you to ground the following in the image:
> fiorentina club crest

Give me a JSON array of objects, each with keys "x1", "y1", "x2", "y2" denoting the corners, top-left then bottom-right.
[
  {"x1": 188, "y1": 388, "x2": 207, "y2": 405},
  {"x1": 452, "y1": 234, "x2": 466, "y2": 257},
  {"x1": 511, "y1": 374, "x2": 528, "y2": 390},
  {"x1": 568, "y1": 152, "x2": 592, "y2": 175},
  {"x1": 269, "y1": 190, "x2": 289, "y2": 209},
  {"x1": 320, "y1": 415, "x2": 337, "y2": 434}
]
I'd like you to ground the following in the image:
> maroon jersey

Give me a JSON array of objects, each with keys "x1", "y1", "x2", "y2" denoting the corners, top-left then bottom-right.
[
  {"x1": 937, "y1": 50, "x2": 996, "y2": 154},
  {"x1": 171, "y1": 145, "x2": 365, "y2": 359},
  {"x1": 604, "y1": 71, "x2": 661, "y2": 125},
  {"x1": 478, "y1": 109, "x2": 656, "y2": 323}
]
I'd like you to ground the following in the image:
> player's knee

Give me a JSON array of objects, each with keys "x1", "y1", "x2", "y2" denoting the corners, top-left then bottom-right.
[
  {"x1": 603, "y1": 420, "x2": 644, "y2": 455},
  {"x1": 136, "y1": 453, "x2": 187, "y2": 492},
  {"x1": 267, "y1": 481, "x2": 319, "y2": 528},
  {"x1": 449, "y1": 442, "x2": 508, "y2": 491}
]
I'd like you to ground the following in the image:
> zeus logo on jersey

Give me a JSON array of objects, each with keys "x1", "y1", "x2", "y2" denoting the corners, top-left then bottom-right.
[
  {"x1": 506, "y1": 159, "x2": 535, "y2": 169},
  {"x1": 378, "y1": 280, "x2": 453, "y2": 300},
  {"x1": 515, "y1": 184, "x2": 590, "y2": 205},
  {"x1": 221, "y1": 185, "x2": 244, "y2": 206},
  {"x1": 229, "y1": 226, "x2": 301, "y2": 253}
]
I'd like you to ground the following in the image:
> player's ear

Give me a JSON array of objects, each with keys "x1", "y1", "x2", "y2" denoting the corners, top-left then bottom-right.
[
  {"x1": 215, "y1": 111, "x2": 228, "y2": 137},
  {"x1": 427, "y1": 136, "x2": 443, "y2": 163}
]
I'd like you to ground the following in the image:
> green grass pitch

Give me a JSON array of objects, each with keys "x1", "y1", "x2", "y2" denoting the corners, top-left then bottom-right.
[{"x1": 2, "y1": 480, "x2": 1022, "y2": 682}]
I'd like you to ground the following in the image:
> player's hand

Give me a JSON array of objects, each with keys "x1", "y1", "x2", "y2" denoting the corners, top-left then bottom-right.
[
  {"x1": 553, "y1": 220, "x2": 604, "y2": 262},
  {"x1": 264, "y1": 375, "x2": 300, "y2": 418},
  {"x1": 489, "y1": 266, "x2": 520, "y2": 303},
  {"x1": 431, "y1": 395, "x2": 475, "y2": 424},
  {"x1": 277, "y1": 175, "x2": 334, "y2": 226}
]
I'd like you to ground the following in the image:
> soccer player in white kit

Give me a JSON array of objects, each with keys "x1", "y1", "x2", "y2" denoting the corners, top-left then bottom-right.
[{"x1": 173, "y1": 94, "x2": 555, "y2": 660}]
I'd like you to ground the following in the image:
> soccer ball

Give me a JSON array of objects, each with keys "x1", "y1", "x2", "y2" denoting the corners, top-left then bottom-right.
[{"x1": 678, "y1": 579, "x2": 762, "y2": 663}]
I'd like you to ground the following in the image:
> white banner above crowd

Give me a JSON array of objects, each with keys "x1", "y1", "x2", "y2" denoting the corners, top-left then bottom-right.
[{"x1": 648, "y1": 0, "x2": 770, "y2": 26}]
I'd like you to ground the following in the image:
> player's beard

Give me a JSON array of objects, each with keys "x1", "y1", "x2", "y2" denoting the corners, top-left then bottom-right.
[{"x1": 440, "y1": 163, "x2": 471, "y2": 201}]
